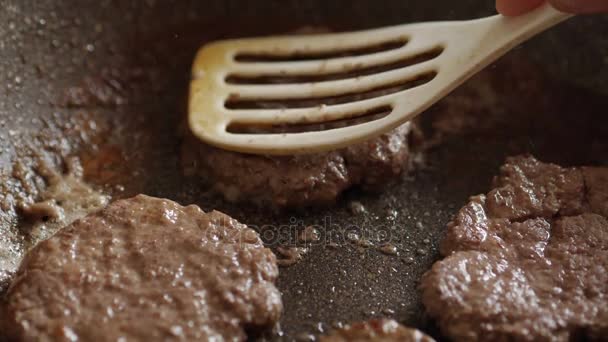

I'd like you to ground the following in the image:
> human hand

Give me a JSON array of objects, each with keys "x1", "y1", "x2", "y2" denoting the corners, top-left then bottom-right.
[{"x1": 496, "y1": 0, "x2": 608, "y2": 15}]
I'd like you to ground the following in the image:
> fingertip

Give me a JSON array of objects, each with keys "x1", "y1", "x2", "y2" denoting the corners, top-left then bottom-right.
[{"x1": 496, "y1": 1, "x2": 518, "y2": 16}]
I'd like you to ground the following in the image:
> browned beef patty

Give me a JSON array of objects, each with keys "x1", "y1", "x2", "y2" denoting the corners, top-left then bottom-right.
[
  {"x1": 2, "y1": 195, "x2": 282, "y2": 341},
  {"x1": 182, "y1": 123, "x2": 413, "y2": 207},
  {"x1": 181, "y1": 25, "x2": 417, "y2": 208},
  {"x1": 320, "y1": 319, "x2": 434, "y2": 342},
  {"x1": 420, "y1": 155, "x2": 608, "y2": 341}
]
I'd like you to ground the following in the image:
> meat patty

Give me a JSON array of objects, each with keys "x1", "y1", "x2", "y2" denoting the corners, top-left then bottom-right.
[
  {"x1": 420, "y1": 155, "x2": 608, "y2": 341},
  {"x1": 2, "y1": 195, "x2": 282, "y2": 341},
  {"x1": 181, "y1": 123, "x2": 413, "y2": 207},
  {"x1": 320, "y1": 319, "x2": 434, "y2": 342},
  {"x1": 182, "y1": 25, "x2": 420, "y2": 208}
]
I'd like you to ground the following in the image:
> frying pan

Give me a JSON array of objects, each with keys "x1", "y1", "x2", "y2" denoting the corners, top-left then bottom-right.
[{"x1": 1, "y1": 0, "x2": 607, "y2": 340}]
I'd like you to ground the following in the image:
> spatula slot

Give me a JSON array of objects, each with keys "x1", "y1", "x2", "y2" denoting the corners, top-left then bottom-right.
[
  {"x1": 226, "y1": 106, "x2": 392, "y2": 134},
  {"x1": 224, "y1": 71, "x2": 436, "y2": 109},
  {"x1": 227, "y1": 47, "x2": 443, "y2": 84},
  {"x1": 235, "y1": 38, "x2": 408, "y2": 62}
]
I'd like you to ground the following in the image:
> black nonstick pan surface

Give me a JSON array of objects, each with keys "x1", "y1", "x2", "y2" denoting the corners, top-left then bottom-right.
[{"x1": 1, "y1": 1, "x2": 607, "y2": 340}]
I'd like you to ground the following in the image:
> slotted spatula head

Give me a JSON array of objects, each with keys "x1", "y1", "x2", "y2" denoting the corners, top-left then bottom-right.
[{"x1": 189, "y1": 3, "x2": 570, "y2": 155}]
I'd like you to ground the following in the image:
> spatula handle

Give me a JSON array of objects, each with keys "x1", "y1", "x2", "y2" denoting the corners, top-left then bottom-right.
[
  {"x1": 490, "y1": 2, "x2": 573, "y2": 51},
  {"x1": 445, "y1": 2, "x2": 573, "y2": 87},
  {"x1": 473, "y1": 3, "x2": 573, "y2": 66}
]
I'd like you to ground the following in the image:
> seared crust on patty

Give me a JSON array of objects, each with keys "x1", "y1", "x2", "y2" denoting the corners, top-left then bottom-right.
[
  {"x1": 3, "y1": 195, "x2": 282, "y2": 341},
  {"x1": 421, "y1": 155, "x2": 608, "y2": 341},
  {"x1": 182, "y1": 123, "x2": 413, "y2": 207}
]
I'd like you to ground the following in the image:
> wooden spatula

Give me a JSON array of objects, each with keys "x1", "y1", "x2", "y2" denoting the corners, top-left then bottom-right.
[{"x1": 189, "y1": 3, "x2": 571, "y2": 155}]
